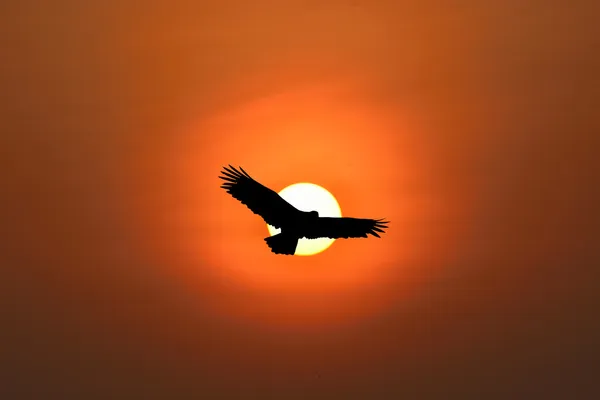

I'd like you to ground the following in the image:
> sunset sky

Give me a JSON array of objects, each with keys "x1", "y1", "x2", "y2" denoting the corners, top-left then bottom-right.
[{"x1": 2, "y1": 1, "x2": 599, "y2": 398}]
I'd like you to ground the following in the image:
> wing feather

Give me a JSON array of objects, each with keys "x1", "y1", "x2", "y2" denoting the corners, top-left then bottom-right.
[
  {"x1": 303, "y1": 217, "x2": 389, "y2": 239},
  {"x1": 219, "y1": 165, "x2": 299, "y2": 228}
]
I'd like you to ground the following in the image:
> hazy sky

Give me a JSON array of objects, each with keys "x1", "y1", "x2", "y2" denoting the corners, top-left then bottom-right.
[{"x1": 2, "y1": 1, "x2": 599, "y2": 398}]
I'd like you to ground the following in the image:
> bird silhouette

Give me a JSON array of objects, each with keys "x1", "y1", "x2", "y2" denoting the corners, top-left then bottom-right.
[{"x1": 219, "y1": 165, "x2": 389, "y2": 255}]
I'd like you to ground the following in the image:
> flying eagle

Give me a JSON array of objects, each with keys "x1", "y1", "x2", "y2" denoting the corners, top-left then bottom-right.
[{"x1": 219, "y1": 165, "x2": 389, "y2": 255}]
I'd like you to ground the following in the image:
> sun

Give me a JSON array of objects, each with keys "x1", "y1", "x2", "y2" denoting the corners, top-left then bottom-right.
[{"x1": 266, "y1": 183, "x2": 342, "y2": 256}]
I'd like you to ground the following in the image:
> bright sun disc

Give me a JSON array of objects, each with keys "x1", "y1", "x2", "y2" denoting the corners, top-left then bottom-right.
[{"x1": 267, "y1": 183, "x2": 342, "y2": 256}]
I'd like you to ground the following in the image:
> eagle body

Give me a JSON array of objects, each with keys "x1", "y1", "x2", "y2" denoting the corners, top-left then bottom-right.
[
  {"x1": 219, "y1": 166, "x2": 389, "y2": 255},
  {"x1": 277, "y1": 210, "x2": 319, "y2": 237},
  {"x1": 265, "y1": 210, "x2": 319, "y2": 255}
]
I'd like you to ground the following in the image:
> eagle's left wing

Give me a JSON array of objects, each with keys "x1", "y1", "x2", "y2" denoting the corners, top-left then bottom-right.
[
  {"x1": 219, "y1": 165, "x2": 299, "y2": 228},
  {"x1": 303, "y1": 217, "x2": 389, "y2": 239}
]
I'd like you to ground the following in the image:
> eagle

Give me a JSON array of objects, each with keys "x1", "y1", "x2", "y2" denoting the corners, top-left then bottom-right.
[{"x1": 219, "y1": 165, "x2": 389, "y2": 255}]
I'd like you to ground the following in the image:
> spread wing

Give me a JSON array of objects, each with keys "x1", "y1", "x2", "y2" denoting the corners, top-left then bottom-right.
[
  {"x1": 219, "y1": 165, "x2": 299, "y2": 228},
  {"x1": 303, "y1": 217, "x2": 389, "y2": 239}
]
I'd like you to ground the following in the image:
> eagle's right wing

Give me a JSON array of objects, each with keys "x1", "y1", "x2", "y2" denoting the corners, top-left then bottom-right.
[
  {"x1": 219, "y1": 165, "x2": 299, "y2": 228},
  {"x1": 303, "y1": 217, "x2": 389, "y2": 239}
]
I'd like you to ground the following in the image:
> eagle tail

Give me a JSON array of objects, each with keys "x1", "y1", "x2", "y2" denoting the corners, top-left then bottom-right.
[{"x1": 264, "y1": 233, "x2": 298, "y2": 255}]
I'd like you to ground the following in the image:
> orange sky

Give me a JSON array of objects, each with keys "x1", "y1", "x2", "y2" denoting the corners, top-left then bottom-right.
[
  {"x1": 2, "y1": 1, "x2": 599, "y2": 398},
  {"x1": 130, "y1": 78, "x2": 473, "y2": 329}
]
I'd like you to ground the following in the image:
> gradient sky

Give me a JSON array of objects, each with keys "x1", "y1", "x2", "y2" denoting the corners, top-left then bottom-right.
[{"x1": 2, "y1": 1, "x2": 599, "y2": 399}]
